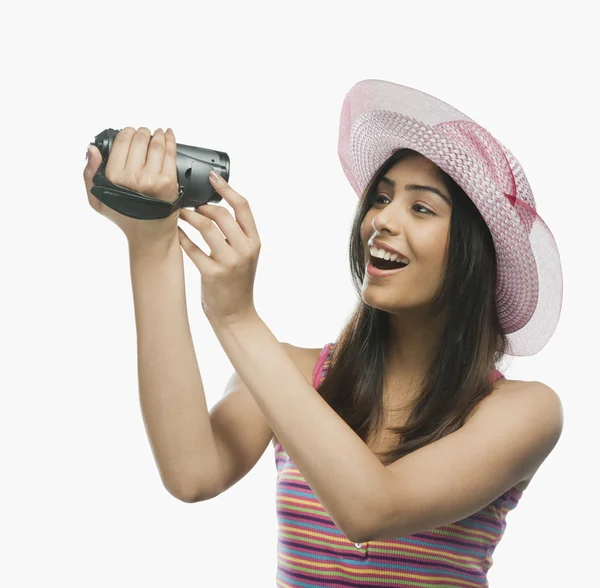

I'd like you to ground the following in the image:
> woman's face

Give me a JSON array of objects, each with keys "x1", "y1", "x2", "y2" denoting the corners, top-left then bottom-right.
[{"x1": 360, "y1": 154, "x2": 453, "y2": 313}]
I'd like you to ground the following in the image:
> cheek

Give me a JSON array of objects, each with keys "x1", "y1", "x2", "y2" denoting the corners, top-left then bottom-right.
[
  {"x1": 360, "y1": 222, "x2": 371, "y2": 247},
  {"x1": 422, "y1": 226, "x2": 449, "y2": 259}
]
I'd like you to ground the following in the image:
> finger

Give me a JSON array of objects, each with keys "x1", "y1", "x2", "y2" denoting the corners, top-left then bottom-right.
[
  {"x1": 161, "y1": 128, "x2": 177, "y2": 179},
  {"x1": 208, "y1": 173, "x2": 260, "y2": 242},
  {"x1": 177, "y1": 226, "x2": 218, "y2": 272},
  {"x1": 180, "y1": 207, "x2": 236, "y2": 262},
  {"x1": 124, "y1": 127, "x2": 152, "y2": 174},
  {"x1": 105, "y1": 127, "x2": 135, "y2": 178},
  {"x1": 192, "y1": 204, "x2": 249, "y2": 252},
  {"x1": 144, "y1": 128, "x2": 165, "y2": 177}
]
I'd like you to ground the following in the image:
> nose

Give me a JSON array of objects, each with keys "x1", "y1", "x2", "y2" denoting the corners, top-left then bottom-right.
[{"x1": 371, "y1": 203, "x2": 405, "y2": 237}]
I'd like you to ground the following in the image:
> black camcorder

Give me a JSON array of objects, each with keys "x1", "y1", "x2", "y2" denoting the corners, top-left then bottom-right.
[{"x1": 88, "y1": 128, "x2": 230, "y2": 220}]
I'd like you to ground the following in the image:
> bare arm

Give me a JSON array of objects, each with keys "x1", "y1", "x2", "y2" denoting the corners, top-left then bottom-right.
[
  {"x1": 128, "y1": 236, "x2": 320, "y2": 503},
  {"x1": 128, "y1": 237, "x2": 221, "y2": 501},
  {"x1": 197, "y1": 343, "x2": 319, "y2": 502}
]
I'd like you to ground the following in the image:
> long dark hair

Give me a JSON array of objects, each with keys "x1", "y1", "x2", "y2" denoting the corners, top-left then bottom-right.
[{"x1": 316, "y1": 148, "x2": 510, "y2": 465}]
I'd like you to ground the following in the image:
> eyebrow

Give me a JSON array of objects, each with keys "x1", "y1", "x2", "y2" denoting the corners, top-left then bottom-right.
[{"x1": 378, "y1": 176, "x2": 452, "y2": 207}]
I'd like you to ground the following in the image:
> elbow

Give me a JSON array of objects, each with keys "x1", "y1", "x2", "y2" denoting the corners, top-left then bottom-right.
[
  {"x1": 342, "y1": 509, "x2": 378, "y2": 545},
  {"x1": 346, "y1": 527, "x2": 373, "y2": 545},
  {"x1": 348, "y1": 523, "x2": 372, "y2": 545},
  {"x1": 173, "y1": 489, "x2": 204, "y2": 503},
  {"x1": 347, "y1": 475, "x2": 394, "y2": 543},
  {"x1": 348, "y1": 515, "x2": 386, "y2": 544},
  {"x1": 171, "y1": 487, "x2": 215, "y2": 503},
  {"x1": 165, "y1": 478, "x2": 220, "y2": 504}
]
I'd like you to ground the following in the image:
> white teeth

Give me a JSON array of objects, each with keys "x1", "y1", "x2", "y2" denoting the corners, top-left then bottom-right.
[{"x1": 369, "y1": 246, "x2": 408, "y2": 264}]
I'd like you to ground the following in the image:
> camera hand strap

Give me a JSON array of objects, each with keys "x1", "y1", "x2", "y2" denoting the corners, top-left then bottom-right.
[{"x1": 90, "y1": 161, "x2": 184, "y2": 220}]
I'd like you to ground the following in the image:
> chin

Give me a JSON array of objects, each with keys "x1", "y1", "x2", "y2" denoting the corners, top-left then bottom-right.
[{"x1": 361, "y1": 289, "x2": 391, "y2": 307}]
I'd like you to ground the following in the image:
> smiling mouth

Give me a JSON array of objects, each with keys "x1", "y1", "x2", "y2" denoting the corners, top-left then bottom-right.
[{"x1": 368, "y1": 255, "x2": 408, "y2": 271}]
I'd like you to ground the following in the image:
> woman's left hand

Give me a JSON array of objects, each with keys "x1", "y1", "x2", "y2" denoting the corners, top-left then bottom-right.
[{"x1": 177, "y1": 172, "x2": 261, "y2": 326}]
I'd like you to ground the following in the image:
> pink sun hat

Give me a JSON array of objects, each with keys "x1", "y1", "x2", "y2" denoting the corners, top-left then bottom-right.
[{"x1": 338, "y1": 79, "x2": 563, "y2": 357}]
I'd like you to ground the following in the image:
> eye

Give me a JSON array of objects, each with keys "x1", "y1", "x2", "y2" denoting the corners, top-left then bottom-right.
[
  {"x1": 369, "y1": 194, "x2": 435, "y2": 215},
  {"x1": 413, "y1": 204, "x2": 434, "y2": 215},
  {"x1": 369, "y1": 194, "x2": 389, "y2": 205}
]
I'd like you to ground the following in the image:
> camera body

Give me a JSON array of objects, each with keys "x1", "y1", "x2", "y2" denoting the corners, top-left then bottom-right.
[{"x1": 89, "y1": 128, "x2": 230, "y2": 220}]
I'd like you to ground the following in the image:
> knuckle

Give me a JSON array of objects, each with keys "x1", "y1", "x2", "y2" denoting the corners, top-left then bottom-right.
[
  {"x1": 137, "y1": 127, "x2": 151, "y2": 135},
  {"x1": 247, "y1": 243, "x2": 261, "y2": 257},
  {"x1": 137, "y1": 177, "x2": 157, "y2": 193},
  {"x1": 158, "y1": 176, "x2": 177, "y2": 191},
  {"x1": 135, "y1": 177, "x2": 150, "y2": 191},
  {"x1": 114, "y1": 172, "x2": 136, "y2": 191},
  {"x1": 105, "y1": 169, "x2": 119, "y2": 185},
  {"x1": 225, "y1": 257, "x2": 242, "y2": 271},
  {"x1": 209, "y1": 266, "x2": 228, "y2": 280}
]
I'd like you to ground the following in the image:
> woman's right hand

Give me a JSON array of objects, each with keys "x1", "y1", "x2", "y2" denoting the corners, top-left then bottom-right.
[{"x1": 84, "y1": 127, "x2": 181, "y2": 250}]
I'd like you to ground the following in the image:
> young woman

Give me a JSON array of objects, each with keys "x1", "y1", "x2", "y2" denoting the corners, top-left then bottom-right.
[{"x1": 83, "y1": 79, "x2": 564, "y2": 586}]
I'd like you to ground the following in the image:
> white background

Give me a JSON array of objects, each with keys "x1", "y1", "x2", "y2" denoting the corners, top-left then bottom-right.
[{"x1": 2, "y1": 1, "x2": 597, "y2": 586}]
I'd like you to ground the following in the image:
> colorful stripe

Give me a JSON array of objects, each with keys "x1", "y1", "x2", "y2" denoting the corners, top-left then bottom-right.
[{"x1": 274, "y1": 342, "x2": 522, "y2": 586}]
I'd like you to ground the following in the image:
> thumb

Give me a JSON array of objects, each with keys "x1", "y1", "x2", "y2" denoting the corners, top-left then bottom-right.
[
  {"x1": 84, "y1": 145, "x2": 102, "y2": 179},
  {"x1": 83, "y1": 145, "x2": 106, "y2": 214}
]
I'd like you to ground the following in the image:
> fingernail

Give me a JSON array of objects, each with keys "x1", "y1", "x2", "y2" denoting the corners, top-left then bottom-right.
[{"x1": 209, "y1": 170, "x2": 220, "y2": 183}]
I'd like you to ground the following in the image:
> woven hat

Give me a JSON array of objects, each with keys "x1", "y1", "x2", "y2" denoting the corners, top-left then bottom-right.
[{"x1": 338, "y1": 79, "x2": 563, "y2": 357}]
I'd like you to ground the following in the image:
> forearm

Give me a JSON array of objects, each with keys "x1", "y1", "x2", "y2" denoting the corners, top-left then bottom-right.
[
  {"x1": 128, "y1": 237, "x2": 219, "y2": 501},
  {"x1": 211, "y1": 312, "x2": 388, "y2": 540}
]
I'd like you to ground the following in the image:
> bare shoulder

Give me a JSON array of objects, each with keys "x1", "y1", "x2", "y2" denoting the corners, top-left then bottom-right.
[
  {"x1": 271, "y1": 344, "x2": 326, "y2": 448},
  {"x1": 514, "y1": 380, "x2": 563, "y2": 426},
  {"x1": 472, "y1": 378, "x2": 563, "y2": 492},
  {"x1": 491, "y1": 377, "x2": 561, "y2": 406},
  {"x1": 480, "y1": 377, "x2": 563, "y2": 423}
]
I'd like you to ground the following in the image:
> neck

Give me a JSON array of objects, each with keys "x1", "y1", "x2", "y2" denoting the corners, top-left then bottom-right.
[{"x1": 383, "y1": 308, "x2": 447, "y2": 393}]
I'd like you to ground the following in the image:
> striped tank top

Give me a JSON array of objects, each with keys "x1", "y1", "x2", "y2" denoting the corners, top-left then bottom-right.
[{"x1": 274, "y1": 342, "x2": 523, "y2": 587}]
